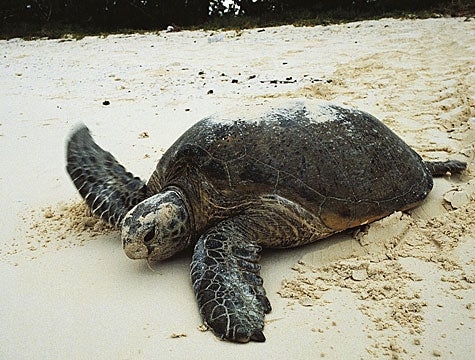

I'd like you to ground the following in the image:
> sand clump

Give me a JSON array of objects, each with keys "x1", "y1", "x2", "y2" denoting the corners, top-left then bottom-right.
[
  {"x1": 37, "y1": 201, "x2": 113, "y2": 236},
  {"x1": 279, "y1": 197, "x2": 474, "y2": 358},
  {"x1": 5, "y1": 201, "x2": 114, "y2": 262}
]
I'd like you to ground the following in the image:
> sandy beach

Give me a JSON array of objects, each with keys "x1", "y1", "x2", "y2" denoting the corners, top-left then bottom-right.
[{"x1": 1, "y1": 17, "x2": 474, "y2": 359}]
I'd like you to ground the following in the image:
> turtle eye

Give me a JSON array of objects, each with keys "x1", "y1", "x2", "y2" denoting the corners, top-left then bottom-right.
[{"x1": 143, "y1": 228, "x2": 155, "y2": 244}]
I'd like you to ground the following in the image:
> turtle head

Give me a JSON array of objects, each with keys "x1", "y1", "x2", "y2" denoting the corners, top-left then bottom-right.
[{"x1": 121, "y1": 189, "x2": 191, "y2": 261}]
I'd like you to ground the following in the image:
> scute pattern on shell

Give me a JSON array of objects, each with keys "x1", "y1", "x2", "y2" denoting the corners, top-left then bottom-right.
[{"x1": 149, "y1": 100, "x2": 433, "y2": 234}]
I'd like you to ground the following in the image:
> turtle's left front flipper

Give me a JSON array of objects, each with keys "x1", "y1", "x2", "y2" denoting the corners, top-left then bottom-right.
[
  {"x1": 191, "y1": 218, "x2": 271, "y2": 343},
  {"x1": 66, "y1": 125, "x2": 148, "y2": 227}
]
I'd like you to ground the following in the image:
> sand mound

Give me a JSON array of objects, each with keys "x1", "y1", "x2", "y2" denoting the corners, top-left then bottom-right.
[
  {"x1": 279, "y1": 186, "x2": 474, "y2": 358},
  {"x1": 4, "y1": 201, "x2": 114, "y2": 264}
]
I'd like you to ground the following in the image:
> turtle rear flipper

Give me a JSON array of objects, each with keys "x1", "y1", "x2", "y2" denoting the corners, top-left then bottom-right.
[
  {"x1": 425, "y1": 160, "x2": 467, "y2": 177},
  {"x1": 66, "y1": 125, "x2": 148, "y2": 227},
  {"x1": 191, "y1": 218, "x2": 271, "y2": 343}
]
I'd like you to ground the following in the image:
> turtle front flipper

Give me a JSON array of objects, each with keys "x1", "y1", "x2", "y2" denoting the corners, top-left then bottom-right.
[
  {"x1": 191, "y1": 218, "x2": 271, "y2": 343},
  {"x1": 66, "y1": 125, "x2": 148, "y2": 227}
]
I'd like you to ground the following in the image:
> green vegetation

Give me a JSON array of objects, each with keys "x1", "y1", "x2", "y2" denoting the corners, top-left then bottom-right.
[{"x1": 0, "y1": 0, "x2": 473, "y2": 40}]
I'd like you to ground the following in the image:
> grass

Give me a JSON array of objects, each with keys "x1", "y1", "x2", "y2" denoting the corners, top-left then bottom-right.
[{"x1": 1, "y1": 3, "x2": 473, "y2": 40}]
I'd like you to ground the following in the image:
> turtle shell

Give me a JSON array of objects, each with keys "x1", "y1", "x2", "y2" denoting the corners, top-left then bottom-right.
[{"x1": 147, "y1": 100, "x2": 432, "y2": 232}]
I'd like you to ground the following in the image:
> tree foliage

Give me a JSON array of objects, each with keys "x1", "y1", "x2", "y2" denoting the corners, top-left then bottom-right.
[
  {"x1": 0, "y1": 0, "x2": 210, "y2": 28},
  {"x1": 0, "y1": 1, "x2": 472, "y2": 34}
]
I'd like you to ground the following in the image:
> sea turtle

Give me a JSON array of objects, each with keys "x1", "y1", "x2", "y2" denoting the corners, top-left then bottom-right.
[{"x1": 66, "y1": 99, "x2": 466, "y2": 343}]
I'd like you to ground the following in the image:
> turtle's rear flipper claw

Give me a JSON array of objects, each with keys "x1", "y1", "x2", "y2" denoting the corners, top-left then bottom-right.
[
  {"x1": 191, "y1": 218, "x2": 270, "y2": 343},
  {"x1": 66, "y1": 124, "x2": 148, "y2": 227},
  {"x1": 250, "y1": 330, "x2": 266, "y2": 342}
]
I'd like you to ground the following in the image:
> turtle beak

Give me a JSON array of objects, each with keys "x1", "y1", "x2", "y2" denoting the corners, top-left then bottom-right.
[{"x1": 124, "y1": 242, "x2": 149, "y2": 260}]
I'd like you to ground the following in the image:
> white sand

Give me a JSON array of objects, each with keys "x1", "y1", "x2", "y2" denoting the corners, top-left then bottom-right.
[{"x1": 1, "y1": 17, "x2": 474, "y2": 359}]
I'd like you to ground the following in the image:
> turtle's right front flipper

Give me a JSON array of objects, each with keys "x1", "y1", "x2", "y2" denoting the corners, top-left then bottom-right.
[
  {"x1": 66, "y1": 125, "x2": 148, "y2": 227},
  {"x1": 191, "y1": 218, "x2": 271, "y2": 343}
]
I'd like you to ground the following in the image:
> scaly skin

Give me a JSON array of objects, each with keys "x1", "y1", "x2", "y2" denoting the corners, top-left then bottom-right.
[
  {"x1": 66, "y1": 125, "x2": 147, "y2": 227},
  {"x1": 191, "y1": 217, "x2": 270, "y2": 343}
]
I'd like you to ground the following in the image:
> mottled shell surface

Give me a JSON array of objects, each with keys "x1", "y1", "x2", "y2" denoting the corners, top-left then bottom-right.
[{"x1": 147, "y1": 100, "x2": 432, "y2": 232}]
